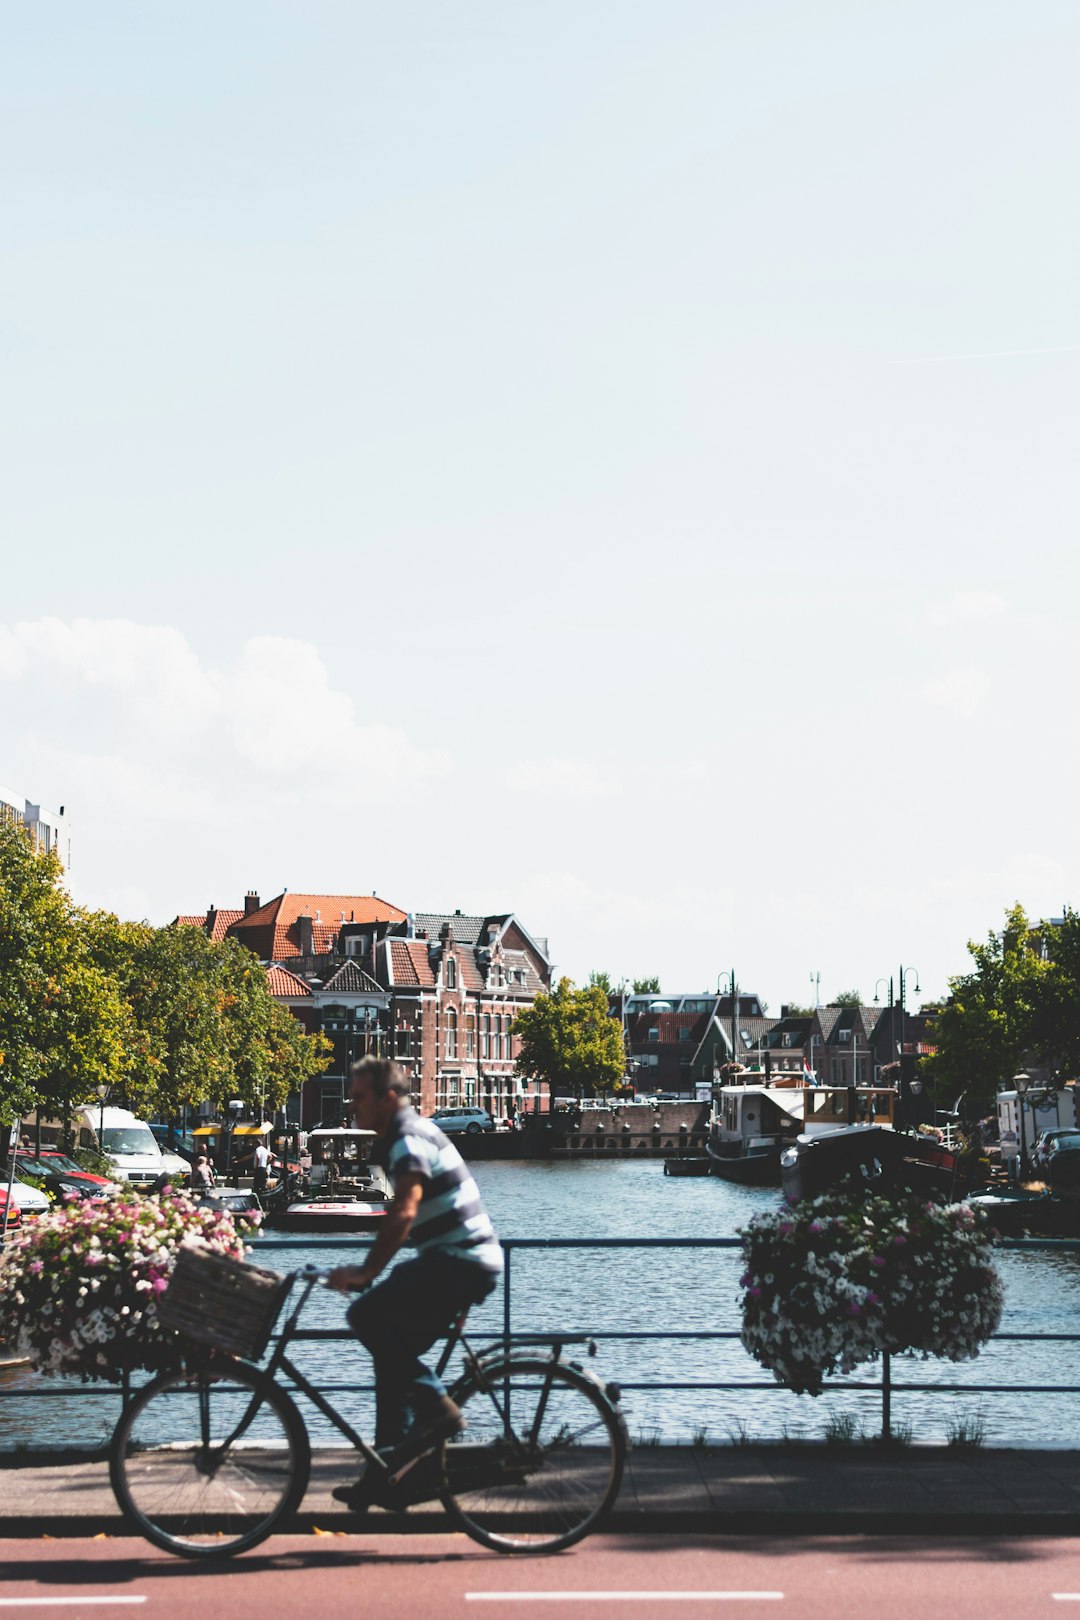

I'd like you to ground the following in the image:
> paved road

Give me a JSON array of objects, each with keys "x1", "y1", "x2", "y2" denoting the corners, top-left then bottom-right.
[{"x1": 2, "y1": 1534, "x2": 1080, "y2": 1619}]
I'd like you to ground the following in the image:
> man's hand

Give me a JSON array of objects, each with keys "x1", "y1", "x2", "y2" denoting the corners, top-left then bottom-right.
[{"x1": 327, "y1": 1266, "x2": 372, "y2": 1293}]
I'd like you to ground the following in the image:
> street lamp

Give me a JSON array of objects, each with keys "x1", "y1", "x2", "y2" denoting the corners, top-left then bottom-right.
[
  {"x1": 717, "y1": 970, "x2": 739, "y2": 1067},
  {"x1": 96, "y1": 1084, "x2": 108, "y2": 1149},
  {"x1": 1014, "y1": 1072, "x2": 1031, "y2": 1182}
]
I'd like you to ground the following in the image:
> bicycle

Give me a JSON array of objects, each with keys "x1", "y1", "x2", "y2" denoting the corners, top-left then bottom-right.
[{"x1": 109, "y1": 1253, "x2": 627, "y2": 1560}]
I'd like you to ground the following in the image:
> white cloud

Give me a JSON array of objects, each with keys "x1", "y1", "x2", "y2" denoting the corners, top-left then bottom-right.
[
  {"x1": 504, "y1": 758, "x2": 618, "y2": 800},
  {"x1": 921, "y1": 666, "x2": 989, "y2": 718},
  {"x1": 924, "y1": 592, "x2": 1007, "y2": 630}
]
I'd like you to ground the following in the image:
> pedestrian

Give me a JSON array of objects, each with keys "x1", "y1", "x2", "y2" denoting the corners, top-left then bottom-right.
[
  {"x1": 328, "y1": 1055, "x2": 503, "y2": 1512},
  {"x1": 190, "y1": 1154, "x2": 215, "y2": 1194},
  {"x1": 252, "y1": 1139, "x2": 271, "y2": 1197}
]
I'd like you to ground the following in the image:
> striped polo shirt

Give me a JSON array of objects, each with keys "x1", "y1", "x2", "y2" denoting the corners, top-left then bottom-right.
[{"x1": 379, "y1": 1107, "x2": 503, "y2": 1275}]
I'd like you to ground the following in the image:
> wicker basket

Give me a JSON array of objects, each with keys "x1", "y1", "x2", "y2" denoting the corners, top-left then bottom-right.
[{"x1": 158, "y1": 1246, "x2": 294, "y2": 1360}]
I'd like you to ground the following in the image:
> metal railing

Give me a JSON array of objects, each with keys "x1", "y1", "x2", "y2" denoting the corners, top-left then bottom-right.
[{"x1": 2, "y1": 1234, "x2": 1079, "y2": 1448}]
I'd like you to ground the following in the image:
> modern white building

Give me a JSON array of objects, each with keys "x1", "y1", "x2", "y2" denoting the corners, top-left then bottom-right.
[{"x1": 0, "y1": 784, "x2": 70, "y2": 869}]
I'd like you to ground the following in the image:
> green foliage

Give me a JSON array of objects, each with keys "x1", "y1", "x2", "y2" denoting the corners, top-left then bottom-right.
[
  {"x1": 832, "y1": 990, "x2": 863, "y2": 1008},
  {"x1": 512, "y1": 978, "x2": 626, "y2": 1099},
  {"x1": 930, "y1": 904, "x2": 1055, "y2": 1106},
  {"x1": 586, "y1": 970, "x2": 613, "y2": 993},
  {"x1": 0, "y1": 823, "x2": 330, "y2": 1128},
  {"x1": 631, "y1": 976, "x2": 660, "y2": 994}
]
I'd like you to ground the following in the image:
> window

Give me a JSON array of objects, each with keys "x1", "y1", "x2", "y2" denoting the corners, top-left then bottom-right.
[
  {"x1": 466, "y1": 1015, "x2": 475, "y2": 1057},
  {"x1": 446, "y1": 957, "x2": 457, "y2": 989},
  {"x1": 648, "y1": 1027, "x2": 659, "y2": 1043},
  {"x1": 446, "y1": 1007, "x2": 458, "y2": 1059},
  {"x1": 482, "y1": 1015, "x2": 491, "y2": 1060}
]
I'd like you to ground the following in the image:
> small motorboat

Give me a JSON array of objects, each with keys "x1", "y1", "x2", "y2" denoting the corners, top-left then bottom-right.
[
  {"x1": 267, "y1": 1126, "x2": 392, "y2": 1233},
  {"x1": 276, "y1": 1195, "x2": 390, "y2": 1233},
  {"x1": 663, "y1": 1155, "x2": 711, "y2": 1177}
]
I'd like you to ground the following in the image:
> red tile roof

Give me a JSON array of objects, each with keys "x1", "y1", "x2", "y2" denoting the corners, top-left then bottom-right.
[
  {"x1": 207, "y1": 909, "x2": 244, "y2": 942},
  {"x1": 227, "y1": 892, "x2": 407, "y2": 960},
  {"x1": 387, "y1": 938, "x2": 436, "y2": 989},
  {"x1": 266, "y1": 964, "x2": 313, "y2": 997}
]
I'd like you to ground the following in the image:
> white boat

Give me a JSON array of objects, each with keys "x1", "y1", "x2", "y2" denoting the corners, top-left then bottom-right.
[{"x1": 273, "y1": 1127, "x2": 391, "y2": 1233}]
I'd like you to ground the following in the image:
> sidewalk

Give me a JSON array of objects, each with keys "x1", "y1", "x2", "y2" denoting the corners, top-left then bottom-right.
[{"x1": 4, "y1": 1446, "x2": 1080, "y2": 1538}]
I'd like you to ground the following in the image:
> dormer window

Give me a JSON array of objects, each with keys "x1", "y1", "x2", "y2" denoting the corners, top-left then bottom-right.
[{"x1": 446, "y1": 957, "x2": 457, "y2": 990}]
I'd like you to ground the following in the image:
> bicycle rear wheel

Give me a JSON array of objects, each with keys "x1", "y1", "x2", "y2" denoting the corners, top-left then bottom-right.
[
  {"x1": 441, "y1": 1356, "x2": 625, "y2": 1553},
  {"x1": 110, "y1": 1360, "x2": 311, "y2": 1559}
]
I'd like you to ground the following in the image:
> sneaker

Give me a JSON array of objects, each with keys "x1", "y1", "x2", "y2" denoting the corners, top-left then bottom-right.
[
  {"x1": 331, "y1": 1471, "x2": 395, "y2": 1513},
  {"x1": 382, "y1": 1396, "x2": 465, "y2": 1479}
]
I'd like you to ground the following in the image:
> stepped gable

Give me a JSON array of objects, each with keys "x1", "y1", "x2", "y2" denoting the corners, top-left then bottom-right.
[
  {"x1": 321, "y1": 959, "x2": 382, "y2": 995},
  {"x1": 227, "y1": 891, "x2": 407, "y2": 960},
  {"x1": 265, "y1": 963, "x2": 313, "y2": 997}
]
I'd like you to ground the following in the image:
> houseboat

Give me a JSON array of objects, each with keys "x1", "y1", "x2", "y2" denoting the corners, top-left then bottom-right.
[{"x1": 707, "y1": 1067, "x2": 897, "y2": 1186}]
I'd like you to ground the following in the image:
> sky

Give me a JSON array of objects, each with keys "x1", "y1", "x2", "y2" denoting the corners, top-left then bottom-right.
[{"x1": 3, "y1": 1, "x2": 1079, "y2": 1013}]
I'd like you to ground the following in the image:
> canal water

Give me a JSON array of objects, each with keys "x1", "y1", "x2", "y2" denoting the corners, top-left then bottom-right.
[{"x1": 4, "y1": 1159, "x2": 1080, "y2": 1450}]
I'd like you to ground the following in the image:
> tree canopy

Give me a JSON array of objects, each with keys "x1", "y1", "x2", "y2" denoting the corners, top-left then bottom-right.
[
  {"x1": 512, "y1": 978, "x2": 626, "y2": 1100},
  {"x1": 631, "y1": 976, "x2": 661, "y2": 994},
  {"x1": 929, "y1": 904, "x2": 1060, "y2": 1106},
  {"x1": 0, "y1": 823, "x2": 331, "y2": 1128}
]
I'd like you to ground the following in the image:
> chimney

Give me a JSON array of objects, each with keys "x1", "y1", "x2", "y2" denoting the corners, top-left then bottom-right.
[
  {"x1": 297, "y1": 914, "x2": 314, "y2": 955},
  {"x1": 244, "y1": 891, "x2": 260, "y2": 916}
]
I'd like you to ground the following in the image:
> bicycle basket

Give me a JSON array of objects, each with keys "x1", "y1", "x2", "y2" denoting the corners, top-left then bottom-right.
[{"x1": 158, "y1": 1246, "x2": 294, "y2": 1359}]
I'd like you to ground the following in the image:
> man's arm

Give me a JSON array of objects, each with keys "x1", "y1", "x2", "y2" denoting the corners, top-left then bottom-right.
[{"x1": 328, "y1": 1174, "x2": 424, "y2": 1292}]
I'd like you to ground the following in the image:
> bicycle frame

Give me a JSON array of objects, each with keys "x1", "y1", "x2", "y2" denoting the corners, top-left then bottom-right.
[{"x1": 199, "y1": 1273, "x2": 616, "y2": 1479}]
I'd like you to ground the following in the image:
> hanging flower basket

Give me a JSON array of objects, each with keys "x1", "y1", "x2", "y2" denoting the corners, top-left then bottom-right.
[
  {"x1": 738, "y1": 1189, "x2": 1003, "y2": 1396},
  {"x1": 0, "y1": 1187, "x2": 260, "y2": 1382}
]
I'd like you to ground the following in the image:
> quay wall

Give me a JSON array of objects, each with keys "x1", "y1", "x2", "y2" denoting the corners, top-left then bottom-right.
[{"x1": 463, "y1": 1102, "x2": 710, "y2": 1159}]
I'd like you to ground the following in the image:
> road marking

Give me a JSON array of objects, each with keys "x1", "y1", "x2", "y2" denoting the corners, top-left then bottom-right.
[
  {"x1": 466, "y1": 1595, "x2": 783, "y2": 1604},
  {"x1": 0, "y1": 1602, "x2": 147, "y2": 1609},
  {"x1": 1053, "y1": 1598, "x2": 1080, "y2": 1603}
]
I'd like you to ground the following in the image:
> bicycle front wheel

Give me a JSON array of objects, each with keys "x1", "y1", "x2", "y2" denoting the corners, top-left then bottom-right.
[
  {"x1": 441, "y1": 1356, "x2": 625, "y2": 1553},
  {"x1": 110, "y1": 1360, "x2": 311, "y2": 1559}
]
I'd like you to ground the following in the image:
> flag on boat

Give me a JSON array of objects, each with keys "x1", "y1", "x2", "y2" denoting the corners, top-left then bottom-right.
[{"x1": 803, "y1": 1063, "x2": 818, "y2": 1086}]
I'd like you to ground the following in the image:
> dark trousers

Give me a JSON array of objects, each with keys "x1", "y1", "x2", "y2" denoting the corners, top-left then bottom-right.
[{"x1": 346, "y1": 1251, "x2": 497, "y2": 1448}]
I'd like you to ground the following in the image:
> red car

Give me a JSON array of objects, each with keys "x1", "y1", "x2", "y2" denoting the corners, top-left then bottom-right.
[
  {"x1": 0, "y1": 1190, "x2": 22, "y2": 1232},
  {"x1": 33, "y1": 1150, "x2": 117, "y2": 1189}
]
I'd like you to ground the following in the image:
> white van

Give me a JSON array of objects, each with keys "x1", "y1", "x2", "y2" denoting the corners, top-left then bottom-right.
[{"x1": 76, "y1": 1105, "x2": 167, "y2": 1190}]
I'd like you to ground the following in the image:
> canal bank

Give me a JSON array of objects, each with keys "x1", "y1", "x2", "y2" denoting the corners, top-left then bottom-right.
[
  {"x1": 5, "y1": 1445, "x2": 1080, "y2": 1539},
  {"x1": 465, "y1": 1102, "x2": 710, "y2": 1159}
]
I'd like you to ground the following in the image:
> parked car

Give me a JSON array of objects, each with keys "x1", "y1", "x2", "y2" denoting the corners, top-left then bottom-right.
[
  {"x1": 14, "y1": 1153, "x2": 114, "y2": 1202},
  {"x1": 9, "y1": 1179, "x2": 50, "y2": 1218},
  {"x1": 0, "y1": 1190, "x2": 22, "y2": 1232},
  {"x1": 33, "y1": 1150, "x2": 117, "y2": 1190},
  {"x1": 1043, "y1": 1132, "x2": 1080, "y2": 1190},
  {"x1": 430, "y1": 1106, "x2": 496, "y2": 1136},
  {"x1": 1030, "y1": 1129, "x2": 1079, "y2": 1176}
]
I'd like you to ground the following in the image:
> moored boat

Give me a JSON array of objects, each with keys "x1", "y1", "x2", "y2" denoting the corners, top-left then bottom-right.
[
  {"x1": 663, "y1": 1154, "x2": 711, "y2": 1177},
  {"x1": 267, "y1": 1125, "x2": 392, "y2": 1233},
  {"x1": 707, "y1": 1069, "x2": 898, "y2": 1187}
]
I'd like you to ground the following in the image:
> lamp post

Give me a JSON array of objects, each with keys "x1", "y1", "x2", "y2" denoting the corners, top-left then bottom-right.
[
  {"x1": 1014, "y1": 1071, "x2": 1031, "y2": 1182},
  {"x1": 717, "y1": 970, "x2": 738, "y2": 1069},
  {"x1": 96, "y1": 1084, "x2": 108, "y2": 1149}
]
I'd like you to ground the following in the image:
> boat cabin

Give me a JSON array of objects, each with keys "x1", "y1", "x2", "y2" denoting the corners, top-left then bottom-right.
[{"x1": 307, "y1": 1127, "x2": 387, "y2": 1196}]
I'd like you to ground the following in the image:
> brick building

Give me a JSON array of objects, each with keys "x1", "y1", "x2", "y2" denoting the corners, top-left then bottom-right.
[{"x1": 175, "y1": 893, "x2": 552, "y2": 1126}]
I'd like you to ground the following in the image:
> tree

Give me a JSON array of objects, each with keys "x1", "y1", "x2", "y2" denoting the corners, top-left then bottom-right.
[
  {"x1": 832, "y1": 990, "x2": 863, "y2": 1008},
  {"x1": 930, "y1": 904, "x2": 1054, "y2": 1107},
  {"x1": 81, "y1": 912, "x2": 332, "y2": 1118},
  {"x1": 512, "y1": 978, "x2": 626, "y2": 1104},
  {"x1": 631, "y1": 976, "x2": 660, "y2": 994},
  {"x1": 587, "y1": 970, "x2": 613, "y2": 993},
  {"x1": 0, "y1": 822, "x2": 133, "y2": 1128}
]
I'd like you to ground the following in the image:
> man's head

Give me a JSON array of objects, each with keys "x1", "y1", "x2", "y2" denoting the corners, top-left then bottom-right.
[{"x1": 348, "y1": 1056, "x2": 410, "y2": 1134}]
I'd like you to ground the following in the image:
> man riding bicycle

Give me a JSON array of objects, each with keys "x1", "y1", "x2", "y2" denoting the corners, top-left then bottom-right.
[{"x1": 328, "y1": 1056, "x2": 503, "y2": 1510}]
